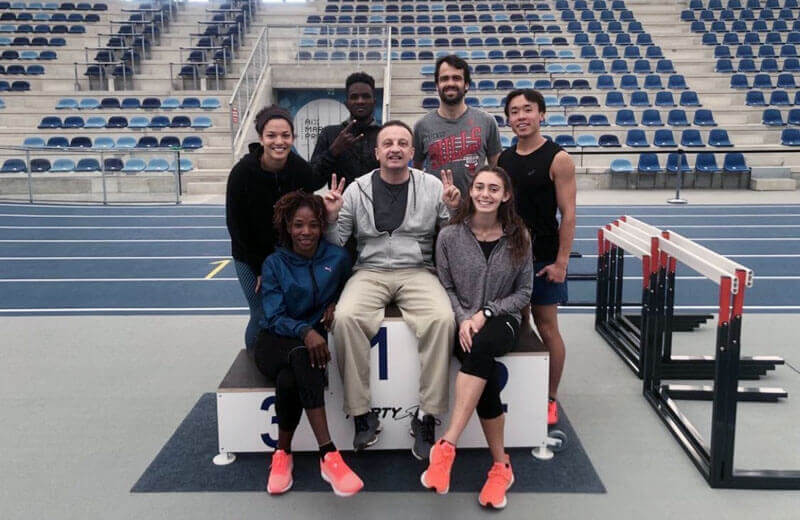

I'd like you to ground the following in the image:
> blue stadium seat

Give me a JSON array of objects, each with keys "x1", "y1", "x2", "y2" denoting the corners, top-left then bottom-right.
[
  {"x1": 620, "y1": 75, "x2": 639, "y2": 90},
  {"x1": 605, "y1": 91, "x2": 625, "y2": 106},
  {"x1": 762, "y1": 108, "x2": 786, "y2": 125},
  {"x1": 638, "y1": 153, "x2": 663, "y2": 176},
  {"x1": 50, "y1": 158, "x2": 75, "y2": 173},
  {"x1": 93, "y1": 136, "x2": 114, "y2": 149},
  {"x1": 145, "y1": 158, "x2": 169, "y2": 172},
  {"x1": 554, "y1": 134, "x2": 576, "y2": 147},
  {"x1": 77, "y1": 98, "x2": 99, "y2": 110},
  {"x1": 75, "y1": 158, "x2": 100, "y2": 172},
  {"x1": 723, "y1": 152, "x2": 750, "y2": 173},
  {"x1": 625, "y1": 129, "x2": 649, "y2": 147},
  {"x1": 693, "y1": 109, "x2": 717, "y2": 126},
  {"x1": 38, "y1": 116, "x2": 62, "y2": 128},
  {"x1": 681, "y1": 129, "x2": 705, "y2": 146},
  {"x1": 769, "y1": 90, "x2": 792, "y2": 105},
  {"x1": 667, "y1": 75, "x2": 688, "y2": 89},
  {"x1": 192, "y1": 116, "x2": 212, "y2": 129},
  {"x1": 679, "y1": 91, "x2": 702, "y2": 107},
  {"x1": 643, "y1": 75, "x2": 664, "y2": 90},
  {"x1": 599, "y1": 134, "x2": 622, "y2": 147},
  {"x1": 588, "y1": 114, "x2": 610, "y2": 126},
  {"x1": 695, "y1": 152, "x2": 721, "y2": 173},
  {"x1": 666, "y1": 153, "x2": 692, "y2": 174},
  {"x1": 777, "y1": 73, "x2": 797, "y2": 88},
  {"x1": 149, "y1": 115, "x2": 170, "y2": 129},
  {"x1": 781, "y1": 128, "x2": 800, "y2": 144},
  {"x1": 559, "y1": 95, "x2": 578, "y2": 107},
  {"x1": 136, "y1": 136, "x2": 158, "y2": 149},
  {"x1": 730, "y1": 74, "x2": 750, "y2": 88},
  {"x1": 121, "y1": 158, "x2": 146, "y2": 173},
  {"x1": 23, "y1": 136, "x2": 46, "y2": 148},
  {"x1": 106, "y1": 116, "x2": 128, "y2": 128},
  {"x1": 115, "y1": 136, "x2": 136, "y2": 149},
  {"x1": 121, "y1": 97, "x2": 140, "y2": 109},
  {"x1": 655, "y1": 91, "x2": 676, "y2": 107},
  {"x1": 181, "y1": 97, "x2": 201, "y2": 109},
  {"x1": 753, "y1": 73, "x2": 775, "y2": 88},
  {"x1": 545, "y1": 114, "x2": 568, "y2": 126},
  {"x1": 610, "y1": 158, "x2": 634, "y2": 173},
  {"x1": 746, "y1": 90, "x2": 767, "y2": 105},
  {"x1": 760, "y1": 58, "x2": 780, "y2": 72},
  {"x1": 630, "y1": 91, "x2": 651, "y2": 107},
  {"x1": 141, "y1": 97, "x2": 161, "y2": 110},
  {"x1": 616, "y1": 109, "x2": 637, "y2": 126},
  {"x1": 576, "y1": 134, "x2": 598, "y2": 147},
  {"x1": 641, "y1": 109, "x2": 664, "y2": 126},
  {"x1": 128, "y1": 116, "x2": 149, "y2": 129},
  {"x1": 30, "y1": 158, "x2": 50, "y2": 172},
  {"x1": 653, "y1": 129, "x2": 677, "y2": 147},
  {"x1": 69, "y1": 136, "x2": 91, "y2": 148},
  {"x1": 667, "y1": 109, "x2": 690, "y2": 126},
  {"x1": 709, "y1": 129, "x2": 734, "y2": 146},
  {"x1": 787, "y1": 108, "x2": 800, "y2": 125},
  {"x1": 45, "y1": 136, "x2": 68, "y2": 148},
  {"x1": 580, "y1": 95, "x2": 600, "y2": 107},
  {"x1": 181, "y1": 136, "x2": 203, "y2": 150},
  {"x1": 55, "y1": 97, "x2": 77, "y2": 109}
]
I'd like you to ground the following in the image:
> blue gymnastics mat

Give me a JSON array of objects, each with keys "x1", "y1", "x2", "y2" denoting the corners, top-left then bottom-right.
[{"x1": 131, "y1": 393, "x2": 605, "y2": 494}]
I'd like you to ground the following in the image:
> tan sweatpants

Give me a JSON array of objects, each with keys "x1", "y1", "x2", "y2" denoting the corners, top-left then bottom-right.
[{"x1": 332, "y1": 268, "x2": 455, "y2": 417}]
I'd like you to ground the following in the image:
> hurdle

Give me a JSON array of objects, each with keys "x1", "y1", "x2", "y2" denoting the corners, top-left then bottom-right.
[
  {"x1": 596, "y1": 216, "x2": 783, "y2": 381},
  {"x1": 642, "y1": 230, "x2": 799, "y2": 489}
]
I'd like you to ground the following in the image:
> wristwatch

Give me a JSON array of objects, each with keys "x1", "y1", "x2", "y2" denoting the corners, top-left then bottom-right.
[{"x1": 482, "y1": 307, "x2": 494, "y2": 319}]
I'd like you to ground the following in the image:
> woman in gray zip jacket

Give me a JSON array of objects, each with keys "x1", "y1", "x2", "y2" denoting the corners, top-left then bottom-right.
[{"x1": 421, "y1": 166, "x2": 533, "y2": 510}]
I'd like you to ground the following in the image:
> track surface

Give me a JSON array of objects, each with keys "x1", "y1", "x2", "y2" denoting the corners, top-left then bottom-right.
[{"x1": 2, "y1": 202, "x2": 799, "y2": 314}]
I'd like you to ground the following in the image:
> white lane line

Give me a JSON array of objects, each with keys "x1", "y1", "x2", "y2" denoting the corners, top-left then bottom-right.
[
  {"x1": 578, "y1": 214, "x2": 800, "y2": 218},
  {"x1": 0, "y1": 278, "x2": 238, "y2": 282},
  {"x1": 0, "y1": 213, "x2": 223, "y2": 218},
  {"x1": 0, "y1": 226, "x2": 227, "y2": 229},
  {"x1": 577, "y1": 224, "x2": 800, "y2": 228},
  {"x1": 575, "y1": 237, "x2": 800, "y2": 241},
  {"x1": 0, "y1": 256, "x2": 231, "y2": 260},
  {"x1": 579, "y1": 254, "x2": 800, "y2": 258},
  {"x1": 1, "y1": 276, "x2": 798, "y2": 283},
  {"x1": 0, "y1": 239, "x2": 229, "y2": 243},
  {"x1": 560, "y1": 306, "x2": 800, "y2": 311},
  {"x1": 0, "y1": 307, "x2": 249, "y2": 313},
  {"x1": 2, "y1": 305, "x2": 799, "y2": 313}
]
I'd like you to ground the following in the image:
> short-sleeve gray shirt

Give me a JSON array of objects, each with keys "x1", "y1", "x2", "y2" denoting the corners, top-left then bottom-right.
[{"x1": 413, "y1": 106, "x2": 502, "y2": 196}]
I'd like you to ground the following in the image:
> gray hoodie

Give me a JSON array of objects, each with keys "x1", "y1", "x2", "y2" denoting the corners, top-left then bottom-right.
[
  {"x1": 325, "y1": 168, "x2": 451, "y2": 271},
  {"x1": 435, "y1": 221, "x2": 533, "y2": 325}
]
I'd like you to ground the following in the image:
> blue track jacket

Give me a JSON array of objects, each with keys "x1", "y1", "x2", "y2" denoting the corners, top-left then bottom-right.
[{"x1": 259, "y1": 239, "x2": 351, "y2": 339}]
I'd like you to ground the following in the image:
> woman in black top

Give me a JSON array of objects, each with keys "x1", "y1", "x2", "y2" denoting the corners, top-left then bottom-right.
[{"x1": 225, "y1": 105, "x2": 325, "y2": 350}]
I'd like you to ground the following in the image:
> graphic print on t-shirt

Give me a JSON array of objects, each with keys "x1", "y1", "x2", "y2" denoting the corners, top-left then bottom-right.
[{"x1": 427, "y1": 125, "x2": 483, "y2": 175}]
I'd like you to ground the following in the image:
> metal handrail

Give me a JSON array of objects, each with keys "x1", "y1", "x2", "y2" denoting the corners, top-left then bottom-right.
[{"x1": 227, "y1": 24, "x2": 268, "y2": 156}]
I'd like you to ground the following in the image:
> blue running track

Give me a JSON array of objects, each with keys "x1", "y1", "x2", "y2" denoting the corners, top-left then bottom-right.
[{"x1": 1, "y1": 202, "x2": 800, "y2": 314}]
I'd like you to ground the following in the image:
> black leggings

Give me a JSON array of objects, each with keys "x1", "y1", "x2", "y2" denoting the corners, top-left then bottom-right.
[
  {"x1": 252, "y1": 328, "x2": 327, "y2": 432},
  {"x1": 455, "y1": 315, "x2": 519, "y2": 420}
]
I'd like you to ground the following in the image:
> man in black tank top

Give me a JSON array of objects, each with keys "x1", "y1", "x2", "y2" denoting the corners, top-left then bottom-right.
[{"x1": 497, "y1": 89, "x2": 577, "y2": 427}]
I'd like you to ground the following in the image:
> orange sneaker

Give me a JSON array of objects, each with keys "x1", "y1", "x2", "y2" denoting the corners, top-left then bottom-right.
[
  {"x1": 420, "y1": 439, "x2": 456, "y2": 494},
  {"x1": 320, "y1": 451, "x2": 364, "y2": 497},
  {"x1": 548, "y1": 399, "x2": 559, "y2": 426},
  {"x1": 478, "y1": 460, "x2": 514, "y2": 509},
  {"x1": 267, "y1": 450, "x2": 293, "y2": 495}
]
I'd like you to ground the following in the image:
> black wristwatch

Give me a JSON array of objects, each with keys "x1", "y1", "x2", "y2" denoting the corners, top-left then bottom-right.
[{"x1": 482, "y1": 307, "x2": 494, "y2": 319}]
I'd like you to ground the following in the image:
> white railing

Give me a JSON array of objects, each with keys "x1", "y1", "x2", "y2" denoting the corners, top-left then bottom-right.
[{"x1": 228, "y1": 25, "x2": 269, "y2": 156}]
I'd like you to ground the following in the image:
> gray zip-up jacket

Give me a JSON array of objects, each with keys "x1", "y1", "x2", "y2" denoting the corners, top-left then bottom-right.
[
  {"x1": 325, "y1": 168, "x2": 451, "y2": 271},
  {"x1": 435, "y1": 221, "x2": 533, "y2": 325}
]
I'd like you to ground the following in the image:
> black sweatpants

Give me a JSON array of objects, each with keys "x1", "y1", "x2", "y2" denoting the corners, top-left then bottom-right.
[
  {"x1": 252, "y1": 328, "x2": 327, "y2": 432},
  {"x1": 455, "y1": 314, "x2": 519, "y2": 420}
]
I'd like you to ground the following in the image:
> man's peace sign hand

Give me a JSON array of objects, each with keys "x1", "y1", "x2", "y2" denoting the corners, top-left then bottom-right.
[
  {"x1": 323, "y1": 173, "x2": 346, "y2": 222},
  {"x1": 440, "y1": 169, "x2": 461, "y2": 210}
]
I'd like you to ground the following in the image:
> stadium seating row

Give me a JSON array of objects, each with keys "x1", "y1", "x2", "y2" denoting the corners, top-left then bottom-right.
[
  {"x1": 0, "y1": 24, "x2": 88, "y2": 33},
  {"x1": 0, "y1": 36, "x2": 65, "y2": 45},
  {"x1": 53, "y1": 97, "x2": 221, "y2": 110},
  {"x1": 0, "y1": 12, "x2": 100, "y2": 22},
  {"x1": 0, "y1": 1, "x2": 107, "y2": 9},
  {"x1": 37, "y1": 115, "x2": 214, "y2": 129},
  {"x1": 609, "y1": 152, "x2": 750, "y2": 175},
  {"x1": 22, "y1": 135, "x2": 204, "y2": 149},
  {"x1": 0, "y1": 64, "x2": 43, "y2": 73},
  {"x1": 0, "y1": 156, "x2": 193, "y2": 173}
]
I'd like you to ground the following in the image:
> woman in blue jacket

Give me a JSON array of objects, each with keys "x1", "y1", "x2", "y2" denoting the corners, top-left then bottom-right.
[{"x1": 255, "y1": 191, "x2": 362, "y2": 497}]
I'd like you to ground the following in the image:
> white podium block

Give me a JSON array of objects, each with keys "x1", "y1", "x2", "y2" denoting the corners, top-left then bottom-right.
[{"x1": 217, "y1": 316, "x2": 549, "y2": 455}]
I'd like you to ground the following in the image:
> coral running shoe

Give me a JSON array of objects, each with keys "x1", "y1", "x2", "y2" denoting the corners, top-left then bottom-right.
[
  {"x1": 420, "y1": 439, "x2": 456, "y2": 494},
  {"x1": 320, "y1": 451, "x2": 364, "y2": 497},
  {"x1": 548, "y1": 398, "x2": 559, "y2": 426},
  {"x1": 478, "y1": 460, "x2": 515, "y2": 509},
  {"x1": 267, "y1": 450, "x2": 293, "y2": 495}
]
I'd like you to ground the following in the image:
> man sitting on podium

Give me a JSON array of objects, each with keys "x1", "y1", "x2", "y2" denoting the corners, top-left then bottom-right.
[{"x1": 322, "y1": 120, "x2": 461, "y2": 460}]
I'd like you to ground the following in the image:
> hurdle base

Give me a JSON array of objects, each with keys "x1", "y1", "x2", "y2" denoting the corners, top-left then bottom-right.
[
  {"x1": 212, "y1": 452, "x2": 236, "y2": 466},
  {"x1": 663, "y1": 384, "x2": 788, "y2": 403}
]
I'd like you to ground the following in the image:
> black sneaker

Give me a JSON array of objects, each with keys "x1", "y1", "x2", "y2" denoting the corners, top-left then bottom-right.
[
  {"x1": 353, "y1": 411, "x2": 381, "y2": 451},
  {"x1": 410, "y1": 413, "x2": 436, "y2": 460}
]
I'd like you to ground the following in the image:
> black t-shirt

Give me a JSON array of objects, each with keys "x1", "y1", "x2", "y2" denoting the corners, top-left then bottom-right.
[
  {"x1": 478, "y1": 238, "x2": 499, "y2": 261},
  {"x1": 372, "y1": 170, "x2": 409, "y2": 234},
  {"x1": 497, "y1": 140, "x2": 563, "y2": 263}
]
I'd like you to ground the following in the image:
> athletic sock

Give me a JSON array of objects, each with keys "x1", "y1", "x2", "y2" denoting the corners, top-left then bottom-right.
[{"x1": 319, "y1": 441, "x2": 336, "y2": 460}]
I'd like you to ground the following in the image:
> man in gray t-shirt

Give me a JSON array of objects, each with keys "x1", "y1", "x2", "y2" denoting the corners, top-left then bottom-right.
[{"x1": 413, "y1": 55, "x2": 503, "y2": 196}]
